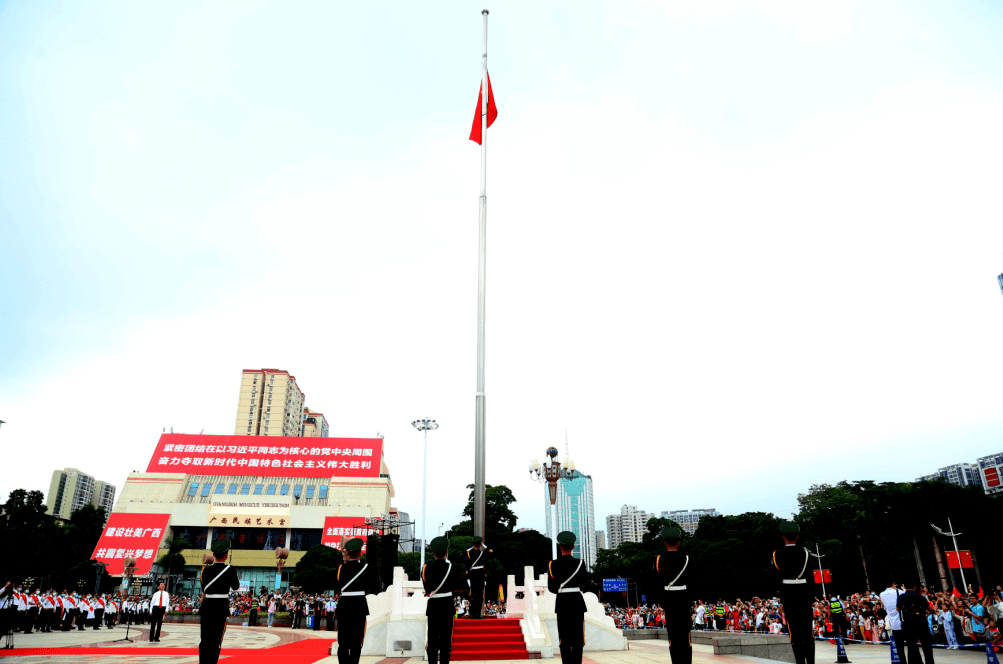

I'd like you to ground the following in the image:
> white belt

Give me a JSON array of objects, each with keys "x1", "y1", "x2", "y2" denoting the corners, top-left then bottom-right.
[
  {"x1": 341, "y1": 591, "x2": 365, "y2": 597},
  {"x1": 665, "y1": 585, "x2": 687, "y2": 591},
  {"x1": 205, "y1": 594, "x2": 229, "y2": 599},
  {"x1": 470, "y1": 566, "x2": 483, "y2": 570},
  {"x1": 782, "y1": 579, "x2": 807, "y2": 585},
  {"x1": 558, "y1": 588, "x2": 581, "y2": 594},
  {"x1": 429, "y1": 593, "x2": 452, "y2": 599}
]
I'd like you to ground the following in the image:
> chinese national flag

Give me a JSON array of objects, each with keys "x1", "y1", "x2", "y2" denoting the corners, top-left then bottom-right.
[
  {"x1": 469, "y1": 73, "x2": 498, "y2": 144},
  {"x1": 946, "y1": 550, "x2": 975, "y2": 569},
  {"x1": 952, "y1": 587, "x2": 962, "y2": 598}
]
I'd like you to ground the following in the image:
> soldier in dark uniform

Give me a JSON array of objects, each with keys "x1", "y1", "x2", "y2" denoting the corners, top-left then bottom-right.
[
  {"x1": 548, "y1": 531, "x2": 590, "y2": 664},
  {"x1": 423, "y1": 536, "x2": 467, "y2": 664},
  {"x1": 199, "y1": 539, "x2": 240, "y2": 664},
  {"x1": 465, "y1": 536, "x2": 492, "y2": 619},
  {"x1": 772, "y1": 521, "x2": 814, "y2": 664},
  {"x1": 654, "y1": 526, "x2": 692, "y2": 664},
  {"x1": 333, "y1": 538, "x2": 378, "y2": 664},
  {"x1": 896, "y1": 581, "x2": 935, "y2": 664}
]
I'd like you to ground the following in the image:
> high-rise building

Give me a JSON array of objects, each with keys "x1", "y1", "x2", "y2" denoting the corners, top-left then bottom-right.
[
  {"x1": 544, "y1": 470, "x2": 597, "y2": 569},
  {"x1": 596, "y1": 530, "x2": 606, "y2": 550},
  {"x1": 916, "y1": 463, "x2": 981, "y2": 489},
  {"x1": 976, "y1": 452, "x2": 1003, "y2": 495},
  {"x1": 46, "y1": 468, "x2": 116, "y2": 521},
  {"x1": 660, "y1": 508, "x2": 718, "y2": 535},
  {"x1": 605, "y1": 505, "x2": 654, "y2": 549},
  {"x1": 235, "y1": 369, "x2": 306, "y2": 437},
  {"x1": 302, "y1": 407, "x2": 329, "y2": 438}
]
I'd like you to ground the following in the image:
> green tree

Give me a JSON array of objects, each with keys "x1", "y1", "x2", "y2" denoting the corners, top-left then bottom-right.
[
  {"x1": 156, "y1": 537, "x2": 191, "y2": 592},
  {"x1": 292, "y1": 545, "x2": 343, "y2": 593}
]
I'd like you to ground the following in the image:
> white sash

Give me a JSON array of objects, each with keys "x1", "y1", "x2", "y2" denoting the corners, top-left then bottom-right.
[
  {"x1": 428, "y1": 560, "x2": 453, "y2": 598},
  {"x1": 665, "y1": 555, "x2": 690, "y2": 590},
  {"x1": 559, "y1": 559, "x2": 584, "y2": 592},
  {"x1": 341, "y1": 563, "x2": 368, "y2": 594},
  {"x1": 203, "y1": 564, "x2": 231, "y2": 594}
]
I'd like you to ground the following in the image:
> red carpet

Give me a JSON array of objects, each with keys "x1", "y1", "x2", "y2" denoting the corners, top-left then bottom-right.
[
  {"x1": 451, "y1": 617, "x2": 529, "y2": 661},
  {"x1": 0, "y1": 636, "x2": 334, "y2": 662}
]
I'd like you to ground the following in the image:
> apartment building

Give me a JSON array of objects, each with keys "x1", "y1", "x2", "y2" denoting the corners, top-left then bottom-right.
[
  {"x1": 605, "y1": 505, "x2": 654, "y2": 549},
  {"x1": 302, "y1": 407, "x2": 330, "y2": 438},
  {"x1": 46, "y1": 468, "x2": 116, "y2": 521},
  {"x1": 660, "y1": 508, "x2": 718, "y2": 535},
  {"x1": 234, "y1": 369, "x2": 306, "y2": 437}
]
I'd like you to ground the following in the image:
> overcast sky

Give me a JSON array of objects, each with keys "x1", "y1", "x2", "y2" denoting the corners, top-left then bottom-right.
[{"x1": 2, "y1": 1, "x2": 1003, "y2": 542}]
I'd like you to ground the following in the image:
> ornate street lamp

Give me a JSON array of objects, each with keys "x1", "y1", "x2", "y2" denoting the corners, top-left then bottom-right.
[
  {"x1": 529, "y1": 446, "x2": 575, "y2": 558},
  {"x1": 931, "y1": 518, "x2": 967, "y2": 591}
]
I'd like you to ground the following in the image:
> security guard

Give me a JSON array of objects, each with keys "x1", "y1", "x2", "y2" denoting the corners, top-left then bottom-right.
[
  {"x1": 423, "y1": 536, "x2": 467, "y2": 664},
  {"x1": 654, "y1": 526, "x2": 692, "y2": 664},
  {"x1": 199, "y1": 540, "x2": 240, "y2": 664},
  {"x1": 548, "y1": 531, "x2": 589, "y2": 664},
  {"x1": 772, "y1": 521, "x2": 813, "y2": 664},
  {"x1": 828, "y1": 594, "x2": 848, "y2": 639},
  {"x1": 714, "y1": 601, "x2": 726, "y2": 631},
  {"x1": 465, "y1": 536, "x2": 492, "y2": 619},
  {"x1": 333, "y1": 538, "x2": 378, "y2": 664}
]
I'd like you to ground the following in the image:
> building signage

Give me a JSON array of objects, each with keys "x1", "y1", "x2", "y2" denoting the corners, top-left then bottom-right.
[
  {"x1": 321, "y1": 516, "x2": 377, "y2": 553},
  {"x1": 207, "y1": 496, "x2": 292, "y2": 527},
  {"x1": 985, "y1": 467, "x2": 1000, "y2": 488},
  {"x1": 90, "y1": 513, "x2": 171, "y2": 576},
  {"x1": 145, "y1": 434, "x2": 383, "y2": 479}
]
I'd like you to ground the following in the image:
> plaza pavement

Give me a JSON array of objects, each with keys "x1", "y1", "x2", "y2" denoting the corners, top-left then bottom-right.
[{"x1": 0, "y1": 625, "x2": 992, "y2": 664}]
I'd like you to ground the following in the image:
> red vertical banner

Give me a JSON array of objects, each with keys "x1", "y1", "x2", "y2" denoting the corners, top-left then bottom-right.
[
  {"x1": 321, "y1": 517, "x2": 376, "y2": 553},
  {"x1": 91, "y1": 513, "x2": 171, "y2": 575}
]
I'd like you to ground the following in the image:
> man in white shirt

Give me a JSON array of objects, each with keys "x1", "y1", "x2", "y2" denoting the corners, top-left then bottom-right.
[
  {"x1": 150, "y1": 582, "x2": 170, "y2": 642},
  {"x1": 695, "y1": 601, "x2": 707, "y2": 630},
  {"x1": 879, "y1": 581, "x2": 906, "y2": 664},
  {"x1": 325, "y1": 595, "x2": 337, "y2": 632},
  {"x1": 105, "y1": 595, "x2": 117, "y2": 628},
  {"x1": 77, "y1": 595, "x2": 92, "y2": 631}
]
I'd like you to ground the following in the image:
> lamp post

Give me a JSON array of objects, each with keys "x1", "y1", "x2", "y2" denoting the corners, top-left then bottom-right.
[
  {"x1": 412, "y1": 419, "x2": 439, "y2": 561},
  {"x1": 931, "y1": 518, "x2": 966, "y2": 591},
  {"x1": 529, "y1": 446, "x2": 575, "y2": 559}
]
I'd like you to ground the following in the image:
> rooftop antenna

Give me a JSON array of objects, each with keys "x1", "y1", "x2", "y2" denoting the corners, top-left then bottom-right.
[
  {"x1": 564, "y1": 429, "x2": 570, "y2": 461},
  {"x1": 199, "y1": 429, "x2": 204, "y2": 435}
]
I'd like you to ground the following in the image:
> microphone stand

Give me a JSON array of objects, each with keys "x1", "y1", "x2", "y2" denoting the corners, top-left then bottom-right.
[{"x1": 111, "y1": 573, "x2": 135, "y2": 643}]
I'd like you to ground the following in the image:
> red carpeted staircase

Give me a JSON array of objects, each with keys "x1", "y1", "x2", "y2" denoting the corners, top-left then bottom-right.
[{"x1": 451, "y1": 617, "x2": 530, "y2": 660}]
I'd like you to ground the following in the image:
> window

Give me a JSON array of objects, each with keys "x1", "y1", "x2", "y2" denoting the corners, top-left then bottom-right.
[
  {"x1": 201, "y1": 484, "x2": 212, "y2": 497},
  {"x1": 293, "y1": 485, "x2": 302, "y2": 498},
  {"x1": 241, "y1": 484, "x2": 251, "y2": 495},
  {"x1": 254, "y1": 484, "x2": 263, "y2": 495},
  {"x1": 188, "y1": 483, "x2": 199, "y2": 496},
  {"x1": 318, "y1": 486, "x2": 328, "y2": 500},
  {"x1": 215, "y1": 484, "x2": 225, "y2": 494},
  {"x1": 267, "y1": 484, "x2": 276, "y2": 495},
  {"x1": 228, "y1": 484, "x2": 238, "y2": 494},
  {"x1": 280, "y1": 484, "x2": 290, "y2": 496},
  {"x1": 305, "y1": 485, "x2": 315, "y2": 499}
]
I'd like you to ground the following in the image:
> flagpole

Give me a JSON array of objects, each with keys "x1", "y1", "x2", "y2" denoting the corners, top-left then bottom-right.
[{"x1": 473, "y1": 8, "x2": 489, "y2": 540}]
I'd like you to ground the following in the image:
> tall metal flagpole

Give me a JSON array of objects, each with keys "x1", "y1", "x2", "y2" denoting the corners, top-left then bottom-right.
[{"x1": 473, "y1": 8, "x2": 489, "y2": 540}]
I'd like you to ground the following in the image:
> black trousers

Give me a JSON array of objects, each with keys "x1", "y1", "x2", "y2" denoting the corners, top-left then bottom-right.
[
  {"x1": 23, "y1": 608, "x2": 38, "y2": 633},
  {"x1": 93, "y1": 609, "x2": 104, "y2": 629},
  {"x1": 248, "y1": 609, "x2": 257, "y2": 626},
  {"x1": 784, "y1": 607, "x2": 815, "y2": 664},
  {"x1": 150, "y1": 607, "x2": 165, "y2": 641},
  {"x1": 337, "y1": 615, "x2": 366, "y2": 664},
  {"x1": 427, "y1": 613, "x2": 455, "y2": 664},
  {"x1": 313, "y1": 613, "x2": 321, "y2": 630},
  {"x1": 199, "y1": 614, "x2": 228, "y2": 664},
  {"x1": 666, "y1": 621, "x2": 692, "y2": 664},
  {"x1": 60, "y1": 609, "x2": 74, "y2": 631},
  {"x1": 892, "y1": 629, "x2": 908, "y2": 664},
  {"x1": 327, "y1": 613, "x2": 335, "y2": 631},
  {"x1": 77, "y1": 611, "x2": 88, "y2": 630},
  {"x1": 469, "y1": 574, "x2": 485, "y2": 618},
  {"x1": 557, "y1": 610, "x2": 585, "y2": 664},
  {"x1": 903, "y1": 622, "x2": 934, "y2": 664},
  {"x1": 292, "y1": 611, "x2": 302, "y2": 629}
]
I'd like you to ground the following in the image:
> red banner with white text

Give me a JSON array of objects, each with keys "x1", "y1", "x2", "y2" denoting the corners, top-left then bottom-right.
[
  {"x1": 91, "y1": 513, "x2": 171, "y2": 576},
  {"x1": 321, "y1": 516, "x2": 380, "y2": 554},
  {"x1": 145, "y1": 434, "x2": 383, "y2": 479}
]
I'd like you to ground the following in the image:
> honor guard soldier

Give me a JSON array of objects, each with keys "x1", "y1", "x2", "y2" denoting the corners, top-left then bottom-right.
[
  {"x1": 333, "y1": 538, "x2": 378, "y2": 664},
  {"x1": 465, "y1": 536, "x2": 492, "y2": 619},
  {"x1": 199, "y1": 539, "x2": 240, "y2": 664},
  {"x1": 772, "y1": 521, "x2": 814, "y2": 664},
  {"x1": 423, "y1": 536, "x2": 468, "y2": 664},
  {"x1": 654, "y1": 526, "x2": 692, "y2": 664},
  {"x1": 548, "y1": 531, "x2": 590, "y2": 664}
]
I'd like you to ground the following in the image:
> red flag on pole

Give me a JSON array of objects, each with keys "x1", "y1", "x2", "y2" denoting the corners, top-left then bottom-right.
[
  {"x1": 469, "y1": 73, "x2": 498, "y2": 144},
  {"x1": 952, "y1": 587, "x2": 961, "y2": 598}
]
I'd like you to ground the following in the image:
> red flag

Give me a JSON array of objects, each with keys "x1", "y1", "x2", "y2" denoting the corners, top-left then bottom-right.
[
  {"x1": 952, "y1": 587, "x2": 961, "y2": 598},
  {"x1": 978, "y1": 587, "x2": 984, "y2": 599},
  {"x1": 469, "y1": 73, "x2": 498, "y2": 144}
]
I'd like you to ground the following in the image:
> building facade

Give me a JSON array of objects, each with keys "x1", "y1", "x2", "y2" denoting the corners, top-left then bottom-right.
[
  {"x1": 543, "y1": 470, "x2": 597, "y2": 569},
  {"x1": 917, "y1": 462, "x2": 983, "y2": 489},
  {"x1": 595, "y1": 530, "x2": 606, "y2": 550},
  {"x1": 234, "y1": 369, "x2": 307, "y2": 437},
  {"x1": 92, "y1": 433, "x2": 394, "y2": 596},
  {"x1": 660, "y1": 508, "x2": 718, "y2": 535},
  {"x1": 604, "y1": 505, "x2": 653, "y2": 550},
  {"x1": 977, "y1": 452, "x2": 1003, "y2": 495},
  {"x1": 46, "y1": 468, "x2": 116, "y2": 521},
  {"x1": 302, "y1": 408, "x2": 330, "y2": 438}
]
